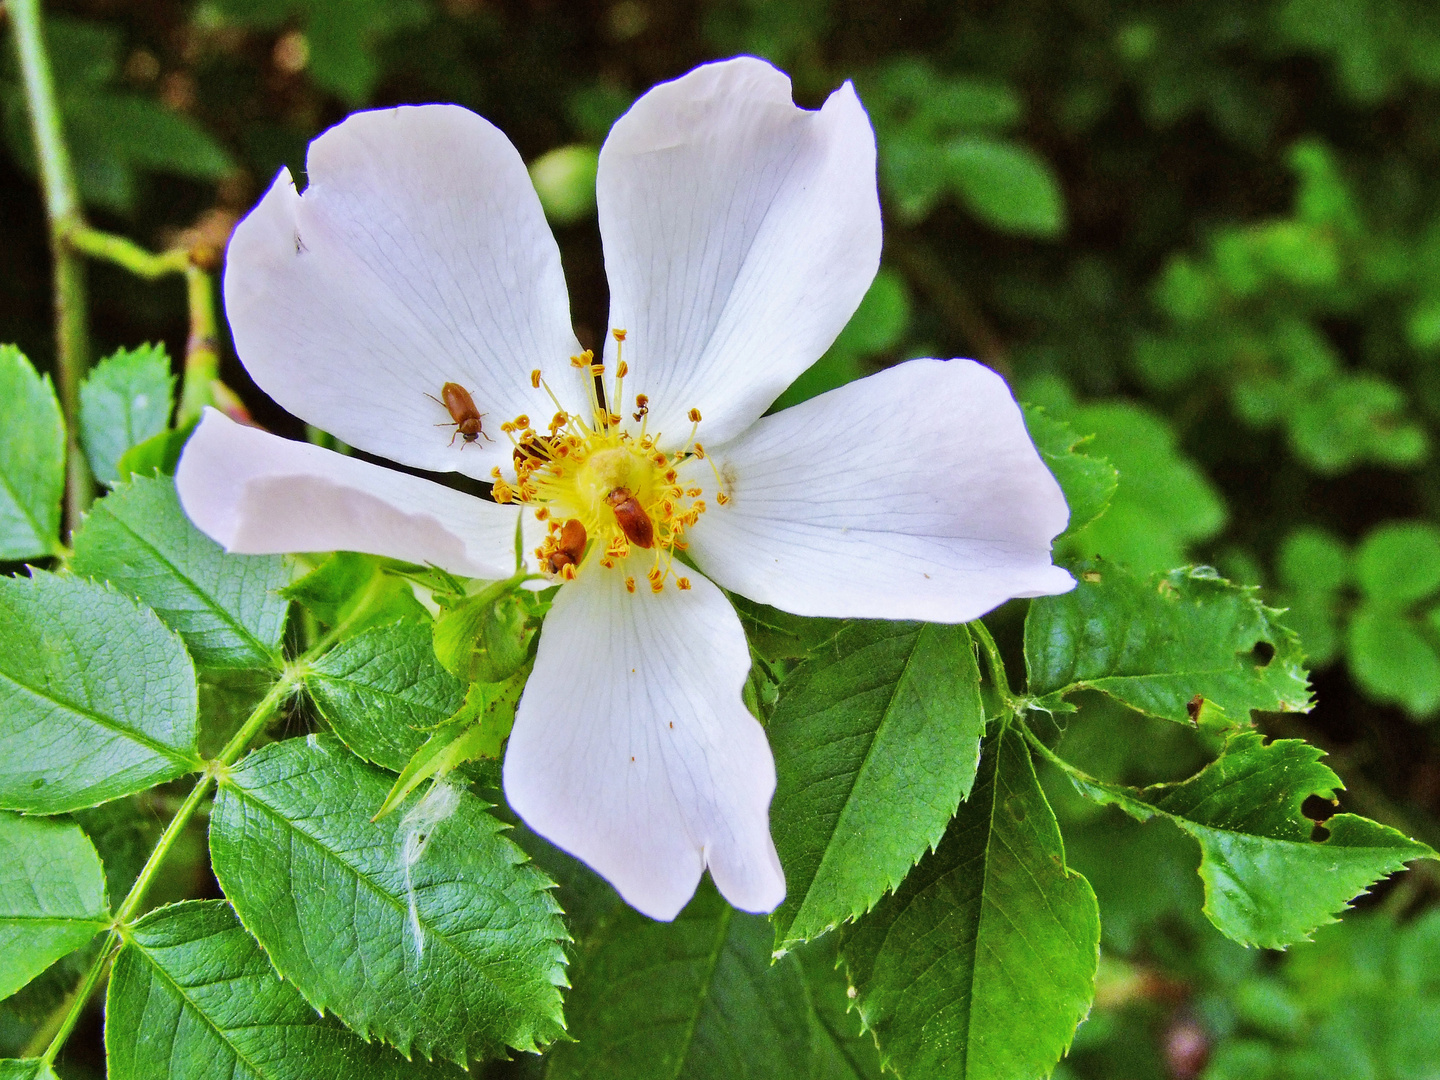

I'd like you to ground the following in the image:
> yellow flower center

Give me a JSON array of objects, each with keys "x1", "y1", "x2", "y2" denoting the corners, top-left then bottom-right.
[{"x1": 489, "y1": 331, "x2": 726, "y2": 593}]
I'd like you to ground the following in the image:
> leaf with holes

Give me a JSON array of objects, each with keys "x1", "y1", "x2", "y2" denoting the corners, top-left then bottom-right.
[
  {"x1": 78, "y1": 344, "x2": 174, "y2": 486},
  {"x1": 0, "y1": 812, "x2": 109, "y2": 999},
  {"x1": 769, "y1": 620, "x2": 986, "y2": 948},
  {"x1": 71, "y1": 474, "x2": 290, "y2": 670},
  {"x1": 0, "y1": 346, "x2": 64, "y2": 560},
  {"x1": 1048, "y1": 731, "x2": 1438, "y2": 948},
  {"x1": 306, "y1": 619, "x2": 468, "y2": 772},
  {"x1": 0, "y1": 572, "x2": 200, "y2": 813},
  {"x1": 106, "y1": 900, "x2": 466, "y2": 1080},
  {"x1": 208, "y1": 735, "x2": 566, "y2": 1064},
  {"x1": 545, "y1": 882, "x2": 812, "y2": 1079},
  {"x1": 1025, "y1": 561, "x2": 1311, "y2": 726},
  {"x1": 839, "y1": 725, "x2": 1099, "y2": 1080}
]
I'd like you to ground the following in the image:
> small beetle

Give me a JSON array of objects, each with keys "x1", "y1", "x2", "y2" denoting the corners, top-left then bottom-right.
[
  {"x1": 606, "y1": 487, "x2": 655, "y2": 549},
  {"x1": 547, "y1": 518, "x2": 589, "y2": 575},
  {"x1": 427, "y1": 382, "x2": 493, "y2": 446}
]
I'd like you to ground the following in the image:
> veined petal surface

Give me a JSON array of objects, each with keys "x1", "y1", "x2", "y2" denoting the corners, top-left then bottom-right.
[
  {"x1": 224, "y1": 103, "x2": 585, "y2": 479},
  {"x1": 597, "y1": 56, "x2": 881, "y2": 448},
  {"x1": 503, "y1": 566, "x2": 784, "y2": 921},
  {"x1": 176, "y1": 409, "x2": 519, "y2": 578},
  {"x1": 687, "y1": 358, "x2": 1075, "y2": 622}
]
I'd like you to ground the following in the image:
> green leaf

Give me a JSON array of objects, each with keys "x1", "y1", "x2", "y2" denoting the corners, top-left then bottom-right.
[
  {"x1": 1346, "y1": 606, "x2": 1440, "y2": 716},
  {"x1": 1355, "y1": 521, "x2": 1440, "y2": 603},
  {"x1": 1022, "y1": 405, "x2": 1118, "y2": 536},
  {"x1": 1026, "y1": 562, "x2": 1312, "y2": 727},
  {"x1": 209, "y1": 736, "x2": 567, "y2": 1064},
  {"x1": 432, "y1": 584, "x2": 537, "y2": 683},
  {"x1": 1057, "y1": 401, "x2": 1225, "y2": 574},
  {"x1": 795, "y1": 938, "x2": 884, "y2": 1080},
  {"x1": 0, "y1": 1061, "x2": 59, "y2": 1080},
  {"x1": 374, "y1": 673, "x2": 524, "y2": 819},
  {"x1": 71, "y1": 474, "x2": 289, "y2": 671},
  {"x1": 306, "y1": 619, "x2": 468, "y2": 773},
  {"x1": 1051, "y1": 731, "x2": 1438, "y2": 948},
  {"x1": 0, "y1": 812, "x2": 109, "y2": 999},
  {"x1": 730, "y1": 595, "x2": 847, "y2": 664},
  {"x1": 840, "y1": 725, "x2": 1099, "y2": 1080},
  {"x1": 947, "y1": 137, "x2": 1066, "y2": 237},
  {"x1": 545, "y1": 883, "x2": 813, "y2": 1080},
  {"x1": 283, "y1": 552, "x2": 425, "y2": 637},
  {"x1": 0, "y1": 571, "x2": 200, "y2": 813},
  {"x1": 0, "y1": 346, "x2": 64, "y2": 560},
  {"x1": 78, "y1": 345, "x2": 174, "y2": 486},
  {"x1": 113, "y1": 425, "x2": 192, "y2": 482},
  {"x1": 106, "y1": 900, "x2": 466, "y2": 1080},
  {"x1": 769, "y1": 621, "x2": 986, "y2": 948},
  {"x1": 1277, "y1": 528, "x2": 1350, "y2": 596}
]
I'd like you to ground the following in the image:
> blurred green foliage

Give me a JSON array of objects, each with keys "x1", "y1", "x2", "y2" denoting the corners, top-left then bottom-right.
[{"x1": 4, "y1": 0, "x2": 1440, "y2": 1074}]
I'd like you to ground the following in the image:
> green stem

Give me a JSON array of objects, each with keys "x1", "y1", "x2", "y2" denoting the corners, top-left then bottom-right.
[
  {"x1": 40, "y1": 667, "x2": 303, "y2": 1065},
  {"x1": 970, "y1": 618, "x2": 1020, "y2": 710},
  {"x1": 67, "y1": 225, "x2": 190, "y2": 279},
  {"x1": 176, "y1": 266, "x2": 220, "y2": 427},
  {"x1": 10, "y1": 0, "x2": 93, "y2": 534}
]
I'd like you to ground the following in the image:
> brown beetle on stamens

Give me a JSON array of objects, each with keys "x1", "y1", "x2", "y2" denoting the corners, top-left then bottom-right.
[
  {"x1": 546, "y1": 517, "x2": 589, "y2": 574},
  {"x1": 606, "y1": 487, "x2": 655, "y2": 549}
]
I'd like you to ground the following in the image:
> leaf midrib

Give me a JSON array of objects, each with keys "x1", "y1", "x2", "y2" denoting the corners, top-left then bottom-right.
[
  {"x1": 0, "y1": 914, "x2": 109, "y2": 927},
  {"x1": 670, "y1": 905, "x2": 732, "y2": 1080},
  {"x1": 97, "y1": 505, "x2": 279, "y2": 666},
  {"x1": 129, "y1": 939, "x2": 296, "y2": 1080},
  {"x1": 224, "y1": 778, "x2": 519, "y2": 1015},
  {"x1": 0, "y1": 667, "x2": 197, "y2": 767},
  {"x1": 790, "y1": 626, "x2": 934, "y2": 938}
]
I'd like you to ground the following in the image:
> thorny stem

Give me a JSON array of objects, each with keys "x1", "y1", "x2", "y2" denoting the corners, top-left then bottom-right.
[
  {"x1": 10, "y1": 0, "x2": 93, "y2": 533},
  {"x1": 39, "y1": 668, "x2": 304, "y2": 1066}
]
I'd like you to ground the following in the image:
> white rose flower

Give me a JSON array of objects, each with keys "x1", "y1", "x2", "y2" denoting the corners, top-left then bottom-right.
[{"x1": 176, "y1": 56, "x2": 1074, "y2": 922}]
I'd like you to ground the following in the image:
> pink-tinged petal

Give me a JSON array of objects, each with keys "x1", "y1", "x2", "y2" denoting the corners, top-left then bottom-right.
[
  {"x1": 176, "y1": 409, "x2": 519, "y2": 578},
  {"x1": 504, "y1": 566, "x2": 784, "y2": 921},
  {"x1": 686, "y1": 358, "x2": 1075, "y2": 622},
  {"x1": 224, "y1": 104, "x2": 586, "y2": 480},
  {"x1": 597, "y1": 56, "x2": 880, "y2": 448}
]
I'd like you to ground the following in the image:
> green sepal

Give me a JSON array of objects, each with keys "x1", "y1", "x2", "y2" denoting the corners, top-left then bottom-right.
[
  {"x1": 432, "y1": 577, "x2": 540, "y2": 682},
  {"x1": 373, "y1": 670, "x2": 524, "y2": 820}
]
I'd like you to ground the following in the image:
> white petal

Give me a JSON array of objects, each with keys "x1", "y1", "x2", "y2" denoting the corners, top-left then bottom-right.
[
  {"x1": 686, "y1": 358, "x2": 1076, "y2": 622},
  {"x1": 503, "y1": 566, "x2": 783, "y2": 921},
  {"x1": 597, "y1": 57, "x2": 881, "y2": 448},
  {"x1": 176, "y1": 409, "x2": 520, "y2": 578},
  {"x1": 224, "y1": 104, "x2": 586, "y2": 480}
]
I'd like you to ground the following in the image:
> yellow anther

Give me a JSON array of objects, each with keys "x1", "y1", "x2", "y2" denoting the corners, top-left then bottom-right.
[
  {"x1": 561, "y1": 563, "x2": 577, "y2": 581},
  {"x1": 617, "y1": 360, "x2": 629, "y2": 378},
  {"x1": 650, "y1": 579, "x2": 664, "y2": 593},
  {"x1": 692, "y1": 443, "x2": 706, "y2": 459},
  {"x1": 625, "y1": 576, "x2": 636, "y2": 593},
  {"x1": 688, "y1": 408, "x2": 702, "y2": 423},
  {"x1": 535, "y1": 507, "x2": 549, "y2": 520},
  {"x1": 590, "y1": 363, "x2": 605, "y2": 378},
  {"x1": 531, "y1": 369, "x2": 542, "y2": 388},
  {"x1": 686, "y1": 487, "x2": 702, "y2": 497},
  {"x1": 716, "y1": 491, "x2": 731, "y2": 506},
  {"x1": 612, "y1": 328, "x2": 627, "y2": 341},
  {"x1": 514, "y1": 414, "x2": 530, "y2": 429},
  {"x1": 677, "y1": 577, "x2": 692, "y2": 590}
]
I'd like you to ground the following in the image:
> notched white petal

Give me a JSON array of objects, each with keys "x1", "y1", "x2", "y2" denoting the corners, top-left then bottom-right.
[
  {"x1": 175, "y1": 409, "x2": 520, "y2": 578},
  {"x1": 504, "y1": 567, "x2": 784, "y2": 921},
  {"x1": 686, "y1": 358, "x2": 1075, "y2": 623},
  {"x1": 598, "y1": 56, "x2": 882, "y2": 447},
  {"x1": 224, "y1": 103, "x2": 585, "y2": 480}
]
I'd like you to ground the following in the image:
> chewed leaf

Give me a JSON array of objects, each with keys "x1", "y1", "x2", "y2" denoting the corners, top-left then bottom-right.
[
  {"x1": 840, "y1": 725, "x2": 1099, "y2": 1080},
  {"x1": 1025, "y1": 561, "x2": 1312, "y2": 727},
  {"x1": 769, "y1": 620, "x2": 985, "y2": 948},
  {"x1": 1049, "y1": 731, "x2": 1438, "y2": 948}
]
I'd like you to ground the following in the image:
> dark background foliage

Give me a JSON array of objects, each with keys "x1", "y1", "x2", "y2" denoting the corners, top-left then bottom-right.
[{"x1": 3, "y1": 1, "x2": 1440, "y2": 1077}]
